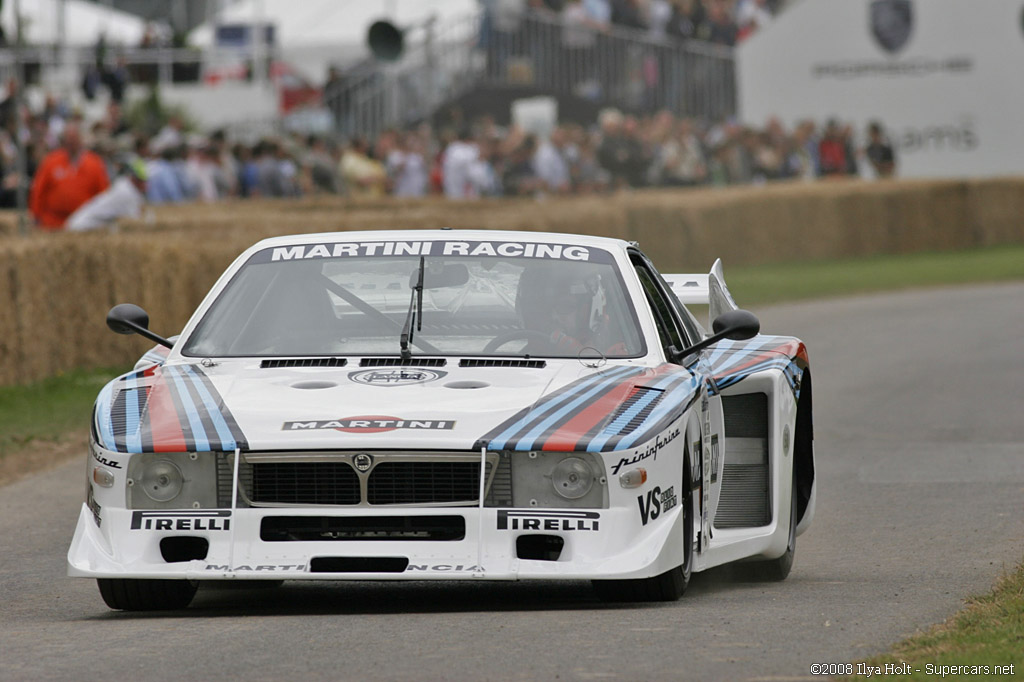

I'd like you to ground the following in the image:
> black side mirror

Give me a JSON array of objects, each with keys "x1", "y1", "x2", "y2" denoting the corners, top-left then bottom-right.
[
  {"x1": 712, "y1": 309, "x2": 760, "y2": 340},
  {"x1": 672, "y1": 309, "x2": 760, "y2": 361},
  {"x1": 106, "y1": 304, "x2": 174, "y2": 349}
]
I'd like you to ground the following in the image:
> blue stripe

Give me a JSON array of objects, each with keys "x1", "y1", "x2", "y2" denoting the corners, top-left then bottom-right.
[
  {"x1": 488, "y1": 366, "x2": 637, "y2": 449},
  {"x1": 182, "y1": 365, "x2": 237, "y2": 451},
  {"x1": 166, "y1": 366, "x2": 211, "y2": 452},
  {"x1": 612, "y1": 375, "x2": 701, "y2": 450},
  {"x1": 715, "y1": 358, "x2": 781, "y2": 389},
  {"x1": 96, "y1": 381, "x2": 117, "y2": 451},
  {"x1": 512, "y1": 367, "x2": 645, "y2": 451},
  {"x1": 705, "y1": 338, "x2": 737, "y2": 366},
  {"x1": 585, "y1": 370, "x2": 693, "y2": 452},
  {"x1": 123, "y1": 373, "x2": 143, "y2": 454}
]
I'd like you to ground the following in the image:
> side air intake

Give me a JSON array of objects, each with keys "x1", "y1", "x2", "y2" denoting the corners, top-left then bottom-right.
[{"x1": 715, "y1": 393, "x2": 770, "y2": 528}]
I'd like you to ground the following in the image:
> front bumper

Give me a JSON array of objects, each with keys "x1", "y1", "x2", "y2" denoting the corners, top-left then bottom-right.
[{"x1": 68, "y1": 503, "x2": 685, "y2": 581}]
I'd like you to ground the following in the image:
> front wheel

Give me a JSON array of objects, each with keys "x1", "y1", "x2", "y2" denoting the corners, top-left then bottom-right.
[
  {"x1": 97, "y1": 578, "x2": 198, "y2": 611},
  {"x1": 592, "y1": 465, "x2": 693, "y2": 602}
]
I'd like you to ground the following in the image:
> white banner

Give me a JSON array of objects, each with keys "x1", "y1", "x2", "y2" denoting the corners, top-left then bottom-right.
[{"x1": 737, "y1": 0, "x2": 1024, "y2": 178}]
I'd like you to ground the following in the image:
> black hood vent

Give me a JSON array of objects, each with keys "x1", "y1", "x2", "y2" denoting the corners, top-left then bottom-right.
[
  {"x1": 460, "y1": 359, "x2": 547, "y2": 369},
  {"x1": 261, "y1": 358, "x2": 347, "y2": 369},
  {"x1": 359, "y1": 358, "x2": 447, "y2": 367}
]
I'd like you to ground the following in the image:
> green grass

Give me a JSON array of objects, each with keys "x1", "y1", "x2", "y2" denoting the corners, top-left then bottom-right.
[
  {"x1": 0, "y1": 366, "x2": 128, "y2": 457},
  {"x1": 724, "y1": 244, "x2": 1024, "y2": 306},
  {"x1": 846, "y1": 561, "x2": 1023, "y2": 680}
]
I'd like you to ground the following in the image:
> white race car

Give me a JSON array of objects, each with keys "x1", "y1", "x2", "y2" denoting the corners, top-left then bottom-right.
[{"x1": 68, "y1": 230, "x2": 815, "y2": 610}]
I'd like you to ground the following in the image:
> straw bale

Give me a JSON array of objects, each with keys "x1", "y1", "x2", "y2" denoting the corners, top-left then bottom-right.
[{"x1": 3, "y1": 178, "x2": 1024, "y2": 387}]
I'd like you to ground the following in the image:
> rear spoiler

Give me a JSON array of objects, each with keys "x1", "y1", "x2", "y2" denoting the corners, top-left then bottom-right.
[{"x1": 662, "y1": 259, "x2": 739, "y2": 322}]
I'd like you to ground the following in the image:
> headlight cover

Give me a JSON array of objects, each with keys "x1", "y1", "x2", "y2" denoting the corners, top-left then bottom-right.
[
  {"x1": 510, "y1": 451, "x2": 607, "y2": 509},
  {"x1": 126, "y1": 452, "x2": 218, "y2": 509}
]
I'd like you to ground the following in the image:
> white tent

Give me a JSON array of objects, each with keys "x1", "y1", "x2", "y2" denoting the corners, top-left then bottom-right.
[
  {"x1": 190, "y1": 0, "x2": 475, "y2": 48},
  {"x1": 189, "y1": 0, "x2": 476, "y2": 80},
  {"x1": 1, "y1": 0, "x2": 146, "y2": 47}
]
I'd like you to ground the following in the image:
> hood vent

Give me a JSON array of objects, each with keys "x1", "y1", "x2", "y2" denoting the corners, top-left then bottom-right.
[
  {"x1": 261, "y1": 358, "x2": 347, "y2": 369},
  {"x1": 460, "y1": 359, "x2": 547, "y2": 369},
  {"x1": 359, "y1": 358, "x2": 447, "y2": 367}
]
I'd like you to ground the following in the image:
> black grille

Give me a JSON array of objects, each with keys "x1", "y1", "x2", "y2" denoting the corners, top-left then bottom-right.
[
  {"x1": 250, "y1": 462, "x2": 360, "y2": 505},
  {"x1": 359, "y1": 358, "x2": 447, "y2": 367},
  {"x1": 261, "y1": 516, "x2": 465, "y2": 541},
  {"x1": 607, "y1": 387, "x2": 664, "y2": 435},
  {"x1": 460, "y1": 359, "x2": 546, "y2": 368},
  {"x1": 310, "y1": 557, "x2": 409, "y2": 573},
  {"x1": 368, "y1": 462, "x2": 483, "y2": 505},
  {"x1": 261, "y1": 358, "x2": 347, "y2": 368}
]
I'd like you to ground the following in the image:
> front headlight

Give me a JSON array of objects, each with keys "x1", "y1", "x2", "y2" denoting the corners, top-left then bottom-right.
[
  {"x1": 139, "y1": 459, "x2": 183, "y2": 502},
  {"x1": 550, "y1": 457, "x2": 594, "y2": 499},
  {"x1": 127, "y1": 452, "x2": 218, "y2": 509},
  {"x1": 510, "y1": 451, "x2": 607, "y2": 508}
]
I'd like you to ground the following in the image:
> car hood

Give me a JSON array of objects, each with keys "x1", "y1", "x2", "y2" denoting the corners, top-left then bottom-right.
[{"x1": 94, "y1": 359, "x2": 700, "y2": 454}]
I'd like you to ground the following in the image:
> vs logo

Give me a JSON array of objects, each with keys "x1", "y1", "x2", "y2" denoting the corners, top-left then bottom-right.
[{"x1": 637, "y1": 486, "x2": 678, "y2": 526}]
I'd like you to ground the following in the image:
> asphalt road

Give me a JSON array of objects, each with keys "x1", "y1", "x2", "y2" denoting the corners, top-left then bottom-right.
[{"x1": 2, "y1": 282, "x2": 1022, "y2": 682}]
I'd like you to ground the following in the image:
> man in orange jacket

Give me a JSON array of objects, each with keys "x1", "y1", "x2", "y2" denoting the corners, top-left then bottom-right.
[{"x1": 29, "y1": 122, "x2": 110, "y2": 229}]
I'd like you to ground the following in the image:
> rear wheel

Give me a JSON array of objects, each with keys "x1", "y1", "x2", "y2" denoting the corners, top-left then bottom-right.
[
  {"x1": 593, "y1": 464, "x2": 693, "y2": 602},
  {"x1": 97, "y1": 578, "x2": 198, "y2": 611}
]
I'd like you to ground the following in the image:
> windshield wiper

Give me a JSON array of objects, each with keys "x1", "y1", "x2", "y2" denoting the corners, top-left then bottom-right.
[{"x1": 399, "y1": 256, "x2": 425, "y2": 361}]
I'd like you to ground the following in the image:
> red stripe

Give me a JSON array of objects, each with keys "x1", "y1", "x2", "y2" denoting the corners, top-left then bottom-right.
[
  {"x1": 713, "y1": 341, "x2": 802, "y2": 381},
  {"x1": 145, "y1": 370, "x2": 186, "y2": 452},
  {"x1": 541, "y1": 382, "x2": 641, "y2": 452},
  {"x1": 540, "y1": 365, "x2": 677, "y2": 452}
]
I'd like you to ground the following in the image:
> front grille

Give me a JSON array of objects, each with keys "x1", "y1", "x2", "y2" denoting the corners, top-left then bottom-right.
[
  {"x1": 368, "y1": 462, "x2": 484, "y2": 505},
  {"x1": 251, "y1": 462, "x2": 360, "y2": 505},
  {"x1": 230, "y1": 452, "x2": 504, "y2": 507}
]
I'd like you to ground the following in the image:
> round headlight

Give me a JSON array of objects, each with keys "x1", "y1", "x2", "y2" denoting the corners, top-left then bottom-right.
[
  {"x1": 140, "y1": 459, "x2": 184, "y2": 502},
  {"x1": 551, "y1": 457, "x2": 594, "y2": 500}
]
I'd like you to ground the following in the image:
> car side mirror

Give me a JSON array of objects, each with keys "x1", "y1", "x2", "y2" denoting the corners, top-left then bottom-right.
[
  {"x1": 712, "y1": 309, "x2": 760, "y2": 340},
  {"x1": 672, "y1": 309, "x2": 760, "y2": 361},
  {"x1": 106, "y1": 304, "x2": 174, "y2": 349}
]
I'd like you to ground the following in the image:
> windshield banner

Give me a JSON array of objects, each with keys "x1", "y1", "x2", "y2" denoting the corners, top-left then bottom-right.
[{"x1": 249, "y1": 241, "x2": 613, "y2": 264}]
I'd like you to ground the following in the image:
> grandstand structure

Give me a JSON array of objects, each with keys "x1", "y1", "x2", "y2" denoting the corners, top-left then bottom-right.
[{"x1": 323, "y1": 11, "x2": 736, "y2": 139}]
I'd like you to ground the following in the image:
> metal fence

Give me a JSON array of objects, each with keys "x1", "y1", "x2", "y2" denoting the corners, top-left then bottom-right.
[{"x1": 324, "y1": 10, "x2": 736, "y2": 139}]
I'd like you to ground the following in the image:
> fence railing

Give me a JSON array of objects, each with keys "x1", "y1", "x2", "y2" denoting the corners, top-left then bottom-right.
[{"x1": 323, "y1": 10, "x2": 736, "y2": 138}]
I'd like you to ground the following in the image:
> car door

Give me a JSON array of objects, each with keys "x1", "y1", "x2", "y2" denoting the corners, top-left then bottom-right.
[{"x1": 628, "y1": 250, "x2": 725, "y2": 553}]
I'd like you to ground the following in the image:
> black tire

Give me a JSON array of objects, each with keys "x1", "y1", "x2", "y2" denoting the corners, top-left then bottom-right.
[
  {"x1": 97, "y1": 578, "x2": 198, "y2": 611},
  {"x1": 593, "y1": 465, "x2": 693, "y2": 602}
]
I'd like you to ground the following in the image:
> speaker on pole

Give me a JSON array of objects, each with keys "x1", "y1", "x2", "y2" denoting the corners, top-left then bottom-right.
[{"x1": 367, "y1": 20, "x2": 404, "y2": 61}]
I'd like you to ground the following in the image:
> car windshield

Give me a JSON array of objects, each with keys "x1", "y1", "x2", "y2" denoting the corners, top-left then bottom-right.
[{"x1": 182, "y1": 239, "x2": 645, "y2": 358}]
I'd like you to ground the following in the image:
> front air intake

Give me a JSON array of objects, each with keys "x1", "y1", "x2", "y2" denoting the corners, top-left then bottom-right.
[{"x1": 309, "y1": 557, "x2": 410, "y2": 573}]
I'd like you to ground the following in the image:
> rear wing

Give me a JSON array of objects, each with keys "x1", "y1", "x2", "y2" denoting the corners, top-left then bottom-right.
[{"x1": 662, "y1": 259, "x2": 739, "y2": 323}]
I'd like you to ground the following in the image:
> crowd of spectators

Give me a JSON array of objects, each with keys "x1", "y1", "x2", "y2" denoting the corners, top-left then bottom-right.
[
  {"x1": 481, "y1": 0, "x2": 787, "y2": 49},
  {"x1": 2, "y1": 81, "x2": 896, "y2": 231}
]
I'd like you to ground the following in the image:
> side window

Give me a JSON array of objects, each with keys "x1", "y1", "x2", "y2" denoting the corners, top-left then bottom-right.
[{"x1": 633, "y1": 262, "x2": 685, "y2": 357}]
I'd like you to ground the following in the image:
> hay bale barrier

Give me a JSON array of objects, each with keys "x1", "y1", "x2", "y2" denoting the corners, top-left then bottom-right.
[{"x1": 0, "y1": 178, "x2": 1021, "y2": 387}]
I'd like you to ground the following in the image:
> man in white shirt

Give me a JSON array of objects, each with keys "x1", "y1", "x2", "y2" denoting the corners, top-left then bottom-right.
[
  {"x1": 442, "y1": 131, "x2": 482, "y2": 199},
  {"x1": 66, "y1": 159, "x2": 147, "y2": 231},
  {"x1": 387, "y1": 133, "x2": 429, "y2": 198}
]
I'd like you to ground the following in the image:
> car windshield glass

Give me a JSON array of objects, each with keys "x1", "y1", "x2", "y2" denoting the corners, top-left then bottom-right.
[{"x1": 182, "y1": 241, "x2": 645, "y2": 358}]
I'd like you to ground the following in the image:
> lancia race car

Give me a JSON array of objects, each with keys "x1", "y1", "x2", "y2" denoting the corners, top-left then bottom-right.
[{"x1": 68, "y1": 230, "x2": 815, "y2": 610}]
